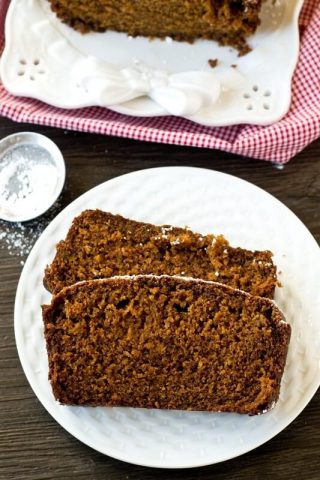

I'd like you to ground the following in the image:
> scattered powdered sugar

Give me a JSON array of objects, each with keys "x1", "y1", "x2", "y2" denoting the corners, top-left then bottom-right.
[
  {"x1": 253, "y1": 259, "x2": 273, "y2": 268},
  {"x1": 0, "y1": 144, "x2": 59, "y2": 221},
  {"x1": 0, "y1": 143, "x2": 65, "y2": 260},
  {"x1": 0, "y1": 198, "x2": 63, "y2": 258},
  {"x1": 161, "y1": 226, "x2": 174, "y2": 234}
]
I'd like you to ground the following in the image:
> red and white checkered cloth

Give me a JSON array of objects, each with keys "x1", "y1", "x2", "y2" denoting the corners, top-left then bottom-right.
[{"x1": 0, "y1": 0, "x2": 319, "y2": 163}]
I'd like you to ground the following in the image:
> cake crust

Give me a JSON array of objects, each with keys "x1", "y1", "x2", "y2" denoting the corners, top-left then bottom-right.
[{"x1": 43, "y1": 275, "x2": 290, "y2": 414}]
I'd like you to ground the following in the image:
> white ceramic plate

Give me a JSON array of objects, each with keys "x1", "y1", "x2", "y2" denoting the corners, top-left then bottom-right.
[
  {"x1": 1, "y1": 0, "x2": 304, "y2": 126},
  {"x1": 14, "y1": 167, "x2": 320, "y2": 468}
]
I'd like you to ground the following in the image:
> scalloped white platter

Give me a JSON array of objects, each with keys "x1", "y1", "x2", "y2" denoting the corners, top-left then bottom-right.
[
  {"x1": 1, "y1": 0, "x2": 304, "y2": 126},
  {"x1": 15, "y1": 167, "x2": 320, "y2": 468}
]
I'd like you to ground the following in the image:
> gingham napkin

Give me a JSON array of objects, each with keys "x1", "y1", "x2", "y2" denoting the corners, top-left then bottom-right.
[{"x1": 0, "y1": 0, "x2": 319, "y2": 163}]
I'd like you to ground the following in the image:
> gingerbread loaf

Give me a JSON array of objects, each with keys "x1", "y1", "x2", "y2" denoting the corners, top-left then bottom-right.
[
  {"x1": 48, "y1": 0, "x2": 263, "y2": 53},
  {"x1": 42, "y1": 275, "x2": 290, "y2": 414},
  {"x1": 44, "y1": 210, "x2": 277, "y2": 298}
]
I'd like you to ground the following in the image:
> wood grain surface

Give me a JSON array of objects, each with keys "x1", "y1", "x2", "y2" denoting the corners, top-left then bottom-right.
[{"x1": 0, "y1": 116, "x2": 319, "y2": 480}]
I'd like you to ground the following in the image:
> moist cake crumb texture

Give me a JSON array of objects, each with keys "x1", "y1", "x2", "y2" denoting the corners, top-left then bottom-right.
[
  {"x1": 44, "y1": 209, "x2": 278, "y2": 298},
  {"x1": 48, "y1": 0, "x2": 263, "y2": 53},
  {"x1": 43, "y1": 276, "x2": 290, "y2": 414}
]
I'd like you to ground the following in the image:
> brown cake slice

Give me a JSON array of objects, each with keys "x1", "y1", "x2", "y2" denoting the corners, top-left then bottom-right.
[
  {"x1": 42, "y1": 275, "x2": 290, "y2": 414},
  {"x1": 48, "y1": 0, "x2": 263, "y2": 53},
  {"x1": 44, "y1": 209, "x2": 277, "y2": 298}
]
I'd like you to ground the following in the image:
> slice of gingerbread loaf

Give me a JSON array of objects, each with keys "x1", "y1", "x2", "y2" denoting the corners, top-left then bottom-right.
[
  {"x1": 44, "y1": 210, "x2": 277, "y2": 298},
  {"x1": 42, "y1": 275, "x2": 290, "y2": 414},
  {"x1": 48, "y1": 0, "x2": 263, "y2": 53}
]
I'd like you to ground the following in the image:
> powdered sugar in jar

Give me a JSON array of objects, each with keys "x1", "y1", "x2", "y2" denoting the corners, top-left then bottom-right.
[{"x1": 0, "y1": 132, "x2": 65, "y2": 222}]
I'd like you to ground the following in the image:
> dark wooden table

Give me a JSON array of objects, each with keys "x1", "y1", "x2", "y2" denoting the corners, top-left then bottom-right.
[{"x1": 0, "y1": 115, "x2": 319, "y2": 480}]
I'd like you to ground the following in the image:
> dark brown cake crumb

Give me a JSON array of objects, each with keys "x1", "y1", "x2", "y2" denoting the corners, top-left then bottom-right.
[
  {"x1": 44, "y1": 210, "x2": 278, "y2": 298},
  {"x1": 43, "y1": 275, "x2": 290, "y2": 414},
  {"x1": 238, "y1": 44, "x2": 252, "y2": 56},
  {"x1": 208, "y1": 58, "x2": 218, "y2": 68},
  {"x1": 48, "y1": 0, "x2": 263, "y2": 53}
]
